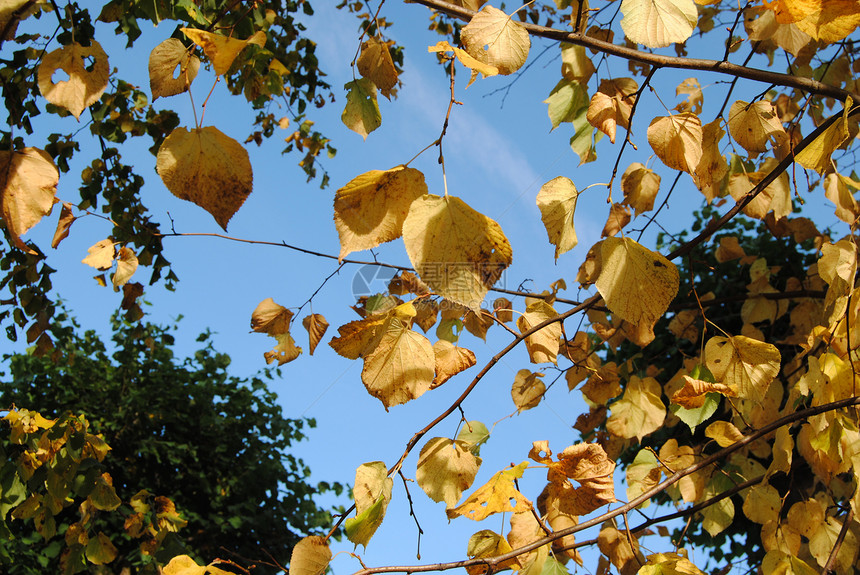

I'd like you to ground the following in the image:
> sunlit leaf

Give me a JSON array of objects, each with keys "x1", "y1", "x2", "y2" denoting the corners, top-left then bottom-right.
[
  {"x1": 149, "y1": 37, "x2": 200, "y2": 99},
  {"x1": 361, "y1": 317, "x2": 435, "y2": 408},
  {"x1": 727, "y1": 100, "x2": 787, "y2": 157},
  {"x1": 37, "y1": 41, "x2": 109, "y2": 119},
  {"x1": 620, "y1": 0, "x2": 698, "y2": 48},
  {"x1": 417, "y1": 437, "x2": 481, "y2": 508},
  {"x1": 536, "y1": 176, "x2": 579, "y2": 259},
  {"x1": 447, "y1": 461, "x2": 531, "y2": 521},
  {"x1": 461, "y1": 5, "x2": 530, "y2": 75},
  {"x1": 433, "y1": 340, "x2": 476, "y2": 387},
  {"x1": 302, "y1": 314, "x2": 329, "y2": 355},
  {"x1": 0, "y1": 147, "x2": 59, "y2": 253},
  {"x1": 289, "y1": 537, "x2": 331, "y2": 575},
  {"x1": 82, "y1": 239, "x2": 115, "y2": 271},
  {"x1": 342, "y1": 78, "x2": 381, "y2": 140},
  {"x1": 517, "y1": 300, "x2": 561, "y2": 364},
  {"x1": 511, "y1": 369, "x2": 546, "y2": 412},
  {"x1": 181, "y1": 28, "x2": 266, "y2": 75},
  {"x1": 606, "y1": 375, "x2": 665, "y2": 441},
  {"x1": 357, "y1": 36, "x2": 398, "y2": 99},
  {"x1": 647, "y1": 113, "x2": 703, "y2": 173},
  {"x1": 705, "y1": 335, "x2": 780, "y2": 402}
]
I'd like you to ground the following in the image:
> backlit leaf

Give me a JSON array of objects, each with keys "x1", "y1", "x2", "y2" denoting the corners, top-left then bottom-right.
[
  {"x1": 466, "y1": 530, "x2": 516, "y2": 573},
  {"x1": 796, "y1": 97, "x2": 852, "y2": 174},
  {"x1": 621, "y1": 162, "x2": 660, "y2": 216},
  {"x1": 620, "y1": 0, "x2": 698, "y2": 48},
  {"x1": 705, "y1": 335, "x2": 780, "y2": 402},
  {"x1": 302, "y1": 314, "x2": 329, "y2": 355},
  {"x1": 536, "y1": 176, "x2": 579, "y2": 259},
  {"x1": 37, "y1": 41, "x2": 109, "y2": 119},
  {"x1": 417, "y1": 437, "x2": 481, "y2": 508},
  {"x1": 428, "y1": 41, "x2": 499, "y2": 87},
  {"x1": 647, "y1": 113, "x2": 703, "y2": 173},
  {"x1": 334, "y1": 166, "x2": 428, "y2": 260},
  {"x1": 346, "y1": 461, "x2": 393, "y2": 547},
  {"x1": 149, "y1": 38, "x2": 200, "y2": 99},
  {"x1": 342, "y1": 78, "x2": 381, "y2": 140},
  {"x1": 112, "y1": 247, "x2": 138, "y2": 288},
  {"x1": 251, "y1": 298, "x2": 293, "y2": 336},
  {"x1": 606, "y1": 375, "x2": 665, "y2": 441},
  {"x1": 511, "y1": 370, "x2": 546, "y2": 412},
  {"x1": 671, "y1": 376, "x2": 736, "y2": 408},
  {"x1": 705, "y1": 420, "x2": 744, "y2": 447},
  {"x1": 289, "y1": 536, "x2": 331, "y2": 575},
  {"x1": 403, "y1": 194, "x2": 512, "y2": 311},
  {"x1": 181, "y1": 28, "x2": 266, "y2": 75},
  {"x1": 0, "y1": 147, "x2": 59, "y2": 253},
  {"x1": 637, "y1": 552, "x2": 705, "y2": 575},
  {"x1": 517, "y1": 301, "x2": 561, "y2": 364},
  {"x1": 163, "y1": 555, "x2": 205, "y2": 575},
  {"x1": 461, "y1": 6, "x2": 530, "y2": 75},
  {"x1": 728, "y1": 100, "x2": 787, "y2": 157},
  {"x1": 51, "y1": 202, "x2": 75, "y2": 249},
  {"x1": 361, "y1": 317, "x2": 435, "y2": 408},
  {"x1": 82, "y1": 239, "x2": 115, "y2": 271},
  {"x1": 457, "y1": 421, "x2": 490, "y2": 455},
  {"x1": 447, "y1": 461, "x2": 531, "y2": 521},
  {"x1": 357, "y1": 37, "x2": 399, "y2": 99},
  {"x1": 432, "y1": 340, "x2": 476, "y2": 387},
  {"x1": 156, "y1": 126, "x2": 252, "y2": 230}
]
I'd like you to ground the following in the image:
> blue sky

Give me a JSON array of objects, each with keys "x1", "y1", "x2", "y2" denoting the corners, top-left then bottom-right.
[{"x1": 3, "y1": 1, "x2": 851, "y2": 573}]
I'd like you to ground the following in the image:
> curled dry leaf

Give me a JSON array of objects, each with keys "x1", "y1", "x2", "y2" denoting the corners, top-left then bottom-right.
[
  {"x1": 112, "y1": 247, "x2": 138, "y2": 288},
  {"x1": 511, "y1": 369, "x2": 546, "y2": 412},
  {"x1": 342, "y1": 78, "x2": 381, "y2": 140},
  {"x1": 536, "y1": 176, "x2": 579, "y2": 259},
  {"x1": 447, "y1": 461, "x2": 531, "y2": 521},
  {"x1": 37, "y1": 41, "x2": 109, "y2": 119},
  {"x1": 149, "y1": 38, "x2": 200, "y2": 99},
  {"x1": 51, "y1": 202, "x2": 75, "y2": 249},
  {"x1": 334, "y1": 166, "x2": 428, "y2": 261},
  {"x1": 403, "y1": 194, "x2": 512, "y2": 311},
  {"x1": 416, "y1": 437, "x2": 481, "y2": 508},
  {"x1": 461, "y1": 5, "x2": 530, "y2": 75},
  {"x1": 432, "y1": 340, "x2": 476, "y2": 387},
  {"x1": 156, "y1": 126, "x2": 252, "y2": 230},
  {"x1": 180, "y1": 28, "x2": 266, "y2": 75},
  {"x1": 0, "y1": 147, "x2": 59, "y2": 253},
  {"x1": 601, "y1": 203, "x2": 631, "y2": 238},
  {"x1": 671, "y1": 375, "x2": 737, "y2": 408},
  {"x1": 357, "y1": 36, "x2": 398, "y2": 99},
  {"x1": 251, "y1": 298, "x2": 293, "y2": 336},
  {"x1": 289, "y1": 536, "x2": 331, "y2": 575},
  {"x1": 621, "y1": 162, "x2": 661, "y2": 216},
  {"x1": 517, "y1": 301, "x2": 561, "y2": 364},
  {"x1": 302, "y1": 314, "x2": 329, "y2": 355},
  {"x1": 82, "y1": 239, "x2": 115, "y2": 271},
  {"x1": 429, "y1": 40, "x2": 499, "y2": 87}
]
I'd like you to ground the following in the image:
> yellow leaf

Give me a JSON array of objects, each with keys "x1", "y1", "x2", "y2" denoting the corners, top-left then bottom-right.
[
  {"x1": 428, "y1": 41, "x2": 498, "y2": 87},
  {"x1": 671, "y1": 376, "x2": 737, "y2": 408},
  {"x1": 593, "y1": 237, "x2": 680, "y2": 346},
  {"x1": 432, "y1": 340, "x2": 476, "y2": 387},
  {"x1": 334, "y1": 166, "x2": 428, "y2": 261},
  {"x1": 637, "y1": 552, "x2": 705, "y2": 574},
  {"x1": 626, "y1": 449, "x2": 660, "y2": 505},
  {"x1": 163, "y1": 555, "x2": 206, "y2": 575},
  {"x1": 705, "y1": 335, "x2": 780, "y2": 402},
  {"x1": 621, "y1": 162, "x2": 661, "y2": 216},
  {"x1": 511, "y1": 370, "x2": 546, "y2": 412},
  {"x1": 51, "y1": 202, "x2": 75, "y2": 249},
  {"x1": 112, "y1": 247, "x2": 138, "y2": 287},
  {"x1": 357, "y1": 37, "x2": 398, "y2": 99},
  {"x1": 538, "y1": 442, "x2": 616, "y2": 515},
  {"x1": 727, "y1": 100, "x2": 787, "y2": 157},
  {"x1": 823, "y1": 171, "x2": 860, "y2": 224},
  {"x1": 598, "y1": 522, "x2": 643, "y2": 575},
  {"x1": 714, "y1": 236, "x2": 746, "y2": 263},
  {"x1": 289, "y1": 536, "x2": 331, "y2": 575},
  {"x1": 727, "y1": 157, "x2": 792, "y2": 220},
  {"x1": 416, "y1": 437, "x2": 482, "y2": 508},
  {"x1": 329, "y1": 313, "x2": 389, "y2": 359},
  {"x1": 693, "y1": 119, "x2": 728, "y2": 192},
  {"x1": 818, "y1": 239, "x2": 856, "y2": 285},
  {"x1": 180, "y1": 28, "x2": 266, "y2": 75},
  {"x1": 620, "y1": 0, "x2": 698, "y2": 48},
  {"x1": 466, "y1": 530, "x2": 517, "y2": 574},
  {"x1": 302, "y1": 314, "x2": 329, "y2": 356},
  {"x1": 461, "y1": 5, "x2": 530, "y2": 75},
  {"x1": 346, "y1": 461, "x2": 393, "y2": 547},
  {"x1": 85, "y1": 532, "x2": 118, "y2": 565},
  {"x1": 747, "y1": 9, "x2": 811, "y2": 56},
  {"x1": 742, "y1": 483, "x2": 781, "y2": 524},
  {"x1": 675, "y1": 77, "x2": 703, "y2": 114},
  {"x1": 0, "y1": 147, "x2": 59, "y2": 253},
  {"x1": 792, "y1": 0, "x2": 860, "y2": 42},
  {"x1": 517, "y1": 300, "x2": 561, "y2": 364},
  {"x1": 37, "y1": 41, "x2": 109, "y2": 119},
  {"x1": 361, "y1": 317, "x2": 435, "y2": 408},
  {"x1": 561, "y1": 43, "x2": 595, "y2": 83},
  {"x1": 447, "y1": 461, "x2": 531, "y2": 521},
  {"x1": 251, "y1": 298, "x2": 293, "y2": 336},
  {"x1": 403, "y1": 194, "x2": 512, "y2": 311},
  {"x1": 156, "y1": 126, "x2": 252, "y2": 230},
  {"x1": 601, "y1": 203, "x2": 631, "y2": 238},
  {"x1": 342, "y1": 78, "x2": 381, "y2": 140},
  {"x1": 82, "y1": 239, "x2": 115, "y2": 271},
  {"x1": 148, "y1": 38, "x2": 200, "y2": 99},
  {"x1": 265, "y1": 333, "x2": 302, "y2": 365},
  {"x1": 647, "y1": 113, "x2": 703, "y2": 173},
  {"x1": 761, "y1": 551, "x2": 817, "y2": 575},
  {"x1": 796, "y1": 97, "x2": 853, "y2": 174},
  {"x1": 606, "y1": 375, "x2": 665, "y2": 441},
  {"x1": 586, "y1": 78, "x2": 637, "y2": 144},
  {"x1": 536, "y1": 176, "x2": 579, "y2": 259},
  {"x1": 704, "y1": 420, "x2": 744, "y2": 447}
]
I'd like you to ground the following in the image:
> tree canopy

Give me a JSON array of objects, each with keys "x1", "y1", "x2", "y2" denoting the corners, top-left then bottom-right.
[
  {"x1": 3, "y1": 0, "x2": 860, "y2": 574},
  {"x1": 1, "y1": 312, "x2": 338, "y2": 574}
]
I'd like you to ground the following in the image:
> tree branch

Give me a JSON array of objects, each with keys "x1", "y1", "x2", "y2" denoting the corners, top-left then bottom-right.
[{"x1": 409, "y1": 0, "x2": 859, "y2": 102}]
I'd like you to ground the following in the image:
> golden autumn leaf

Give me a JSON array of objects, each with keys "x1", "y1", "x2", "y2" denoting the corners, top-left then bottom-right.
[
  {"x1": 705, "y1": 335, "x2": 780, "y2": 402},
  {"x1": 593, "y1": 237, "x2": 680, "y2": 346},
  {"x1": 342, "y1": 78, "x2": 381, "y2": 140},
  {"x1": 601, "y1": 203, "x2": 631, "y2": 238},
  {"x1": 647, "y1": 113, "x2": 703, "y2": 173},
  {"x1": 626, "y1": 449, "x2": 660, "y2": 505},
  {"x1": 598, "y1": 522, "x2": 643, "y2": 575},
  {"x1": 148, "y1": 38, "x2": 200, "y2": 99},
  {"x1": 361, "y1": 317, "x2": 435, "y2": 408},
  {"x1": 289, "y1": 536, "x2": 331, "y2": 575},
  {"x1": 428, "y1": 41, "x2": 499, "y2": 87},
  {"x1": 163, "y1": 555, "x2": 206, "y2": 575},
  {"x1": 704, "y1": 420, "x2": 744, "y2": 447},
  {"x1": 530, "y1": 442, "x2": 616, "y2": 515},
  {"x1": 156, "y1": 126, "x2": 252, "y2": 230},
  {"x1": 416, "y1": 437, "x2": 482, "y2": 508},
  {"x1": 328, "y1": 313, "x2": 389, "y2": 360},
  {"x1": 675, "y1": 77, "x2": 703, "y2": 114},
  {"x1": 715, "y1": 236, "x2": 746, "y2": 262},
  {"x1": 466, "y1": 530, "x2": 517, "y2": 574},
  {"x1": 727, "y1": 100, "x2": 787, "y2": 157},
  {"x1": 357, "y1": 36, "x2": 399, "y2": 99},
  {"x1": 334, "y1": 166, "x2": 428, "y2": 261},
  {"x1": 587, "y1": 78, "x2": 638, "y2": 144},
  {"x1": 517, "y1": 301, "x2": 561, "y2": 364},
  {"x1": 302, "y1": 314, "x2": 329, "y2": 355},
  {"x1": 180, "y1": 28, "x2": 266, "y2": 75},
  {"x1": 0, "y1": 147, "x2": 59, "y2": 253},
  {"x1": 621, "y1": 162, "x2": 660, "y2": 216},
  {"x1": 37, "y1": 41, "x2": 109, "y2": 119},
  {"x1": 620, "y1": 0, "x2": 698, "y2": 48},
  {"x1": 402, "y1": 194, "x2": 512, "y2": 311},
  {"x1": 606, "y1": 375, "x2": 665, "y2": 441},
  {"x1": 251, "y1": 298, "x2": 293, "y2": 336},
  {"x1": 728, "y1": 157, "x2": 792, "y2": 221},
  {"x1": 461, "y1": 5, "x2": 530, "y2": 75},
  {"x1": 447, "y1": 461, "x2": 531, "y2": 521},
  {"x1": 637, "y1": 552, "x2": 705, "y2": 575},
  {"x1": 796, "y1": 97, "x2": 852, "y2": 174},
  {"x1": 432, "y1": 340, "x2": 476, "y2": 387},
  {"x1": 693, "y1": 118, "x2": 728, "y2": 192},
  {"x1": 747, "y1": 9, "x2": 811, "y2": 56},
  {"x1": 671, "y1": 376, "x2": 737, "y2": 408},
  {"x1": 82, "y1": 239, "x2": 115, "y2": 271},
  {"x1": 742, "y1": 483, "x2": 781, "y2": 524},
  {"x1": 561, "y1": 43, "x2": 595, "y2": 83},
  {"x1": 346, "y1": 461, "x2": 393, "y2": 547},
  {"x1": 823, "y1": 171, "x2": 860, "y2": 224},
  {"x1": 112, "y1": 247, "x2": 138, "y2": 288},
  {"x1": 51, "y1": 202, "x2": 75, "y2": 249},
  {"x1": 792, "y1": 0, "x2": 860, "y2": 42},
  {"x1": 536, "y1": 176, "x2": 579, "y2": 259},
  {"x1": 511, "y1": 370, "x2": 546, "y2": 412},
  {"x1": 265, "y1": 333, "x2": 302, "y2": 365}
]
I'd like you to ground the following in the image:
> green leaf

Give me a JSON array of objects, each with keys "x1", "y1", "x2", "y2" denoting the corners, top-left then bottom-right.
[
  {"x1": 342, "y1": 79, "x2": 381, "y2": 140},
  {"x1": 457, "y1": 421, "x2": 490, "y2": 455},
  {"x1": 670, "y1": 392, "x2": 720, "y2": 433},
  {"x1": 344, "y1": 492, "x2": 387, "y2": 547}
]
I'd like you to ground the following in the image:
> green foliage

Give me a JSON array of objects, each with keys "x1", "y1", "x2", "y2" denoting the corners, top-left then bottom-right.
[{"x1": 1, "y1": 312, "x2": 340, "y2": 574}]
